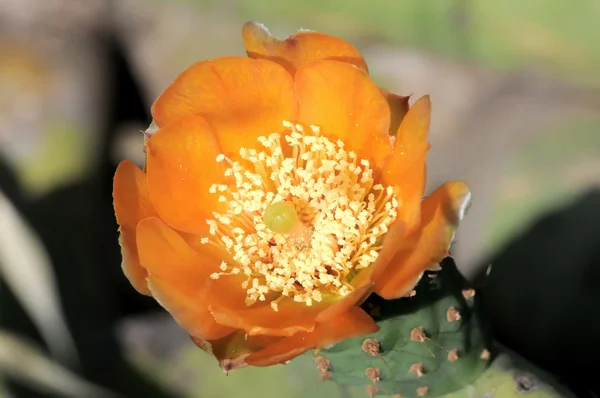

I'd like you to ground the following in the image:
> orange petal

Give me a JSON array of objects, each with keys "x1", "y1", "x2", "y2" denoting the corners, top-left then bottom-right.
[
  {"x1": 388, "y1": 150, "x2": 428, "y2": 241},
  {"x1": 145, "y1": 115, "x2": 228, "y2": 236},
  {"x1": 113, "y1": 160, "x2": 156, "y2": 228},
  {"x1": 148, "y1": 278, "x2": 232, "y2": 341},
  {"x1": 384, "y1": 95, "x2": 431, "y2": 177},
  {"x1": 381, "y1": 95, "x2": 432, "y2": 234},
  {"x1": 151, "y1": 56, "x2": 296, "y2": 160},
  {"x1": 365, "y1": 206, "x2": 413, "y2": 284},
  {"x1": 113, "y1": 160, "x2": 158, "y2": 295},
  {"x1": 381, "y1": 89, "x2": 411, "y2": 136},
  {"x1": 191, "y1": 332, "x2": 282, "y2": 372},
  {"x1": 314, "y1": 279, "x2": 372, "y2": 323},
  {"x1": 374, "y1": 181, "x2": 472, "y2": 299},
  {"x1": 118, "y1": 227, "x2": 150, "y2": 295},
  {"x1": 393, "y1": 95, "x2": 431, "y2": 158},
  {"x1": 295, "y1": 60, "x2": 392, "y2": 171},
  {"x1": 246, "y1": 307, "x2": 378, "y2": 367},
  {"x1": 136, "y1": 217, "x2": 243, "y2": 340},
  {"x1": 210, "y1": 297, "x2": 331, "y2": 337},
  {"x1": 242, "y1": 21, "x2": 368, "y2": 75}
]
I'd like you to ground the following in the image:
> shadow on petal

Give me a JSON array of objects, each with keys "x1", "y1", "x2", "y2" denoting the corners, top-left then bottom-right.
[
  {"x1": 210, "y1": 297, "x2": 331, "y2": 337},
  {"x1": 314, "y1": 281, "x2": 372, "y2": 323},
  {"x1": 381, "y1": 89, "x2": 410, "y2": 137},
  {"x1": 191, "y1": 331, "x2": 282, "y2": 373}
]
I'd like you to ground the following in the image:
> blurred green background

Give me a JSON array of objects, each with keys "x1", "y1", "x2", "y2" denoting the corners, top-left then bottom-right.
[{"x1": 1, "y1": 0, "x2": 598, "y2": 397}]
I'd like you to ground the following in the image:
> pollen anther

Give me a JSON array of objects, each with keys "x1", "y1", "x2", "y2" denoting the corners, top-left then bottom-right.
[{"x1": 206, "y1": 121, "x2": 398, "y2": 309}]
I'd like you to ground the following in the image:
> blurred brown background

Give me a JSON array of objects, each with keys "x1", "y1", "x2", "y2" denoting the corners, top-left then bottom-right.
[{"x1": 0, "y1": 0, "x2": 599, "y2": 397}]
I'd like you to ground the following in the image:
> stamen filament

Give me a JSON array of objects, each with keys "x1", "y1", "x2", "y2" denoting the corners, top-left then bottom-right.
[{"x1": 205, "y1": 121, "x2": 398, "y2": 310}]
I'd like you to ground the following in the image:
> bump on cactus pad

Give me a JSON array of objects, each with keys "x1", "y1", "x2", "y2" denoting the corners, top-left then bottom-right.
[{"x1": 314, "y1": 258, "x2": 491, "y2": 397}]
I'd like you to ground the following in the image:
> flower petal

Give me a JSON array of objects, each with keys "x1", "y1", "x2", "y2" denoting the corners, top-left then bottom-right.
[
  {"x1": 295, "y1": 60, "x2": 392, "y2": 171},
  {"x1": 245, "y1": 307, "x2": 378, "y2": 367},
  {"x1": 314, "y1": 279, "x2": 372, "y2": 323},
  {"x1": 392, "y1": 95, "x2": 431, "y2": 160},
  {"x1": 374, "y1": 181, "x2": 472, "y2": 299},
  {"x1": 113, "y1": 160, "x2": 156, "y2": 228},
  {"x1": 210, "y1": 297, "x2": 331, "y2": 337},
  {"x1": 381, "y1": 89, "x2": 411, "y2": 136},
  {"x1": 145, "y1": 115, "x2": 227, "y2": 236},
  {"x1": 118, "y1": 227, "x2": 150, "y2": 295},
  {"x1": 151, "y1": 56, "x2": 296, "y2": 160},
  {"x1": 191, "y1": 332, "x2": 282, "y2": 372},
  {"x1": 113, "y1": 160, "x2": 158, "y2": 295},
  {"x1": 148, "y1": 278, "x2": 233, "y2": 341},
  {"x1": 381, "y1": 95, "x2": 432, "y2": 234},
  {"x1": 136, "y1": 217, "x2": 243, "y2": 340},
  {"x1": 242, "y1": 21, "x2": 368, "y2": 75}
]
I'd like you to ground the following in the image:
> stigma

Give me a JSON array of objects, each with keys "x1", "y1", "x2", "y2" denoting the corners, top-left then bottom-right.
[{"x1": 205, "y1": 121, "x2": 398, "y2": 311}]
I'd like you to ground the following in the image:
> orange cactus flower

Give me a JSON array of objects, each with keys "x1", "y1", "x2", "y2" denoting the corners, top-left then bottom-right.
[{"x1": 113, "y1": 21, "x2": 471, "y2": 372}]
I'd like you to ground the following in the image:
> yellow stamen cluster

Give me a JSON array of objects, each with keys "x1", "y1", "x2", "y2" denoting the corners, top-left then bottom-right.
[{"x1": 206, "y1": 121, "x2": 398, "y2": 311}]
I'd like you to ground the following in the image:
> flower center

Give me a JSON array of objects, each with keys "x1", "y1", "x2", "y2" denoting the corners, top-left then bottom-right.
[
  {"x1": 262, "y1": 201, "x2": 299, "y2": 234},
  {"x1": 205, "y1": 121, "x2": 398, "y2": 311}
]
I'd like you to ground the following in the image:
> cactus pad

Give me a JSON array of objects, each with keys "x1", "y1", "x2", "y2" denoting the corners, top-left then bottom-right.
[{"x1": 314, "y1": 258, "x2": 491, "y2": 397}]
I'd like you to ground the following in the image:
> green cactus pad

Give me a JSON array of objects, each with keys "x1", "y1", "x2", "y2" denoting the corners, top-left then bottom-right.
[
  {"x1": 442, "y1": 345, "x2": 576, "y2": 398},
  {"x1": 315, "y1": 259, "x2": 491, "y2": 397}
]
